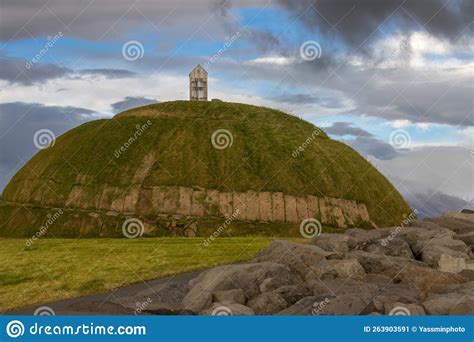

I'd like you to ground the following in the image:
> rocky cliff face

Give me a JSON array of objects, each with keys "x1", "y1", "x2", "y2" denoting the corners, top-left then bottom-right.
[
  {"x1": 62, "y1": 185, "x2": 374, "y2": 228},
  {"x1": 0, "y1": 185, "x2": 375, "y2": 237}
]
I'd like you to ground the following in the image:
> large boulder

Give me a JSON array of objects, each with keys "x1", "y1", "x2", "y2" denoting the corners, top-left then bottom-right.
[
  {"x1": 423, "y1": 292, "x2": 474, "y2": 315},
  {"x1": 247, "y1": 292, "x2": 288, "y2": 315},
  {"x1": 329, "y1": 258, "x2": 366, "y2": 279},
  {"x1": 416, "y1": 237, "x2": 471, "y2": 254},
  {"x1": 456, "y1": 232, "x2": 474, "y2": 251},
  {"x1": 372, "y1": 284, "x2": 423, "y2": 312},
  {"x1": 310, "y1": 233, "x2": 357, "y2": 253},
  {"x1": 271, "y1": 284, "x2": 310, "y2": 306},
  {"x1": 182, "y1": 262, "x2": 299, "y2": 312},
  {"x1": 277, "y1": 294, "x2": 373, "y2": 315},
  {"x1": 306, "y1": 278, "x2": 378, "y2": 299},
  {"x1": 346, "y1": 250, "x2": 425, "y2": 274},
  {"x1": 253, "y1": 240, "x2": 337, "y2": 280},
  {"x1": 400, "y1": 227, "x2": 456, "y2": 250},
  {"x1": 364, "y1": 237, "x2": 414, "y2": 259},
  {"x1": 212, "y1": 289, "x2": 246, "y2": 305},
  {"x1": 345, "y1": 228, "x2": 391, "y2": 244},
  {"x1": 425, "y1": 217, "x2": 474, "y2": 235},
  {"x1": 414, "y1": 238, "x2": 470, "y2": 270},
  {"x1": 382, "y1": 264, "x2": 466, "y2": 297},
  {"x1": 437, "y1": 254, "x2": 467, "y2": 273}
]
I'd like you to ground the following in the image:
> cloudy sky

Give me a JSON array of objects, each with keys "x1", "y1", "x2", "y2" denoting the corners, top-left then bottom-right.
[{"x1": 0, "y1": 0, "x2": 472, "y2": 217}]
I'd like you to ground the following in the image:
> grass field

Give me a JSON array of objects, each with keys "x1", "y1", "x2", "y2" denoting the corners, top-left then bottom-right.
[{"x1": 0, "y1": 237, "x2": 301, "y2": 311}]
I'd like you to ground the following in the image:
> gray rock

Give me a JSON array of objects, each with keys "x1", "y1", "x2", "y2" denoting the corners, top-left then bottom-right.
[
  {"x1": 372, "y1": 285, "x2": 423, "y2": 311},
  {"x1": 277, "y1": 294, "x2": 373, "y2": 315},
  {"x1": 437, "y1": 254, "x2": 467, "y2": 273},
  {"x1": 200, "y1": 302, "x2": 254, "y2": 316},
  {"x1": 346, "y1": 250, "x2": 425, "y2": 274},
  {"x1": 423, "y1": 292, "x2": 474, "y2": 315},
  {"x1": 425, "y1": 217, "x2": 474, "y2": 235},
  {"x1": 183, "y1": 262, "x2": 298, "y2": 312},
  {"x1": 401, "y1": 227, "x2": 456, "y2": 251},
  {"x1": 212, "y1": 289, "x2": 246, "y2": 305},
  {"x1": 456, "y1": 232, "x2": 474, "y2": 251},
  {"x1": 418, "y1": 243, "x2": 470, "y2": 269},
  {"x1": 272, "y1": 284, "x2": 310, "y2": 306},
  {"x1": 310, "y1": 233, "x2": 358, "y2": 253},
  {"x1": 459, "y1": 269, "x2": 474, "y2": 281},
  {"x1": 345, "y1": 228, "x2": 392, "y2": 244},
  {"x1": 329, "y1": 258, "x2": 366, "y2": 279},
  {"x1": 254, "y1": 240, "x2": 337, "y2": 280},
  {"x1": 247, "y1": 292, "x2": 288, "y2": 315},
  {"x1": 363, "y1": 274, "x2": 394, "y2": 285},
  {"x1": 419, "y1": 237, "x2": 471, "y2": 253},
  {"x1": 464, "y1": 260, "x2": 474, "y2": 271},
  {"x1": 306, "y1": 278, "x2": 378, "y2": 299},
  {"x1": 364, "y1": 237, "x2": 414, "y2": 259},
  {"x1": 382, "y1": 264, "x2": 466, "y2": 297}
]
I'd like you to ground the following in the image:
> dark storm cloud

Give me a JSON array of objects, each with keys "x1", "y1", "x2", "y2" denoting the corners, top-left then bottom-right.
[
  {"x1": 342, "y1": 136, "x2": 399, "y2": 160},
  {"x1": 272, "y1": 93, "x2": 344, "y2": 108},
  {"x1": 79, "y1": 68, "x2": 137, "y2": 79},
  {"x1": 0, "y1": 102, "x2": 98, "y2": 192},
  {"x1": 277, "y1": 0, "x2": 473, "y2": 48},
  {"x1": 0, "y1": 54, "x2": 138, "y2": 85},
  {"x1": 324, "y1": 122, "x2": 373, "y2": 137},
  {"x1": 0, "y1": 0, "x2": 239, "y2": 41},
  {"x1": 242, "y1": 28, "x2": 282, "y2": 52},
  {"x1": 0, "y1": 53, "x2": 68, "y2": 85},
  {"x1": 111, "y1": 96, "x2": 158, "y2": 114},
  {"x1": 323, "y1": 122, "x2": 398, "y2": 160},
  {"x1": 273, "y1": 93, "x2": 320, "y2": 105},
  {"x1": 260, "y1": 59, "x2": 472, "y2": 127}
]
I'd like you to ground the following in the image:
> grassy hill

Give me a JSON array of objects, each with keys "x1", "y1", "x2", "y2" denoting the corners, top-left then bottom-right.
[{"x1": 1, "y1": 100, "x2": 411, "y2": 236}]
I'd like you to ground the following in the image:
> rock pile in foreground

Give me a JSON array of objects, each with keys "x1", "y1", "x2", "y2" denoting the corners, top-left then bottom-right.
[{"x1": 117, "y1": 215, "x2": 474, "y2": 315}]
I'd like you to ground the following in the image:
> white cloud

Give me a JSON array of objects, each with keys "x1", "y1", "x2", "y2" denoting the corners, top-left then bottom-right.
[
  {"x1": 390, "y1": 119, "x2": 412, "y2": 128},
  {"x1": 246, "y1": 56, "x2": 296, "y2": 65}
]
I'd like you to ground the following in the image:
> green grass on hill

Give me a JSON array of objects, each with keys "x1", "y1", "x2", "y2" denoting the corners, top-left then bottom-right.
[
  {"x1": 0, "y1": 237, "x2": 302, "y2": 311},
  {"x1": 2, "y1": 100, "x2": 411, "y2": 235}
]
